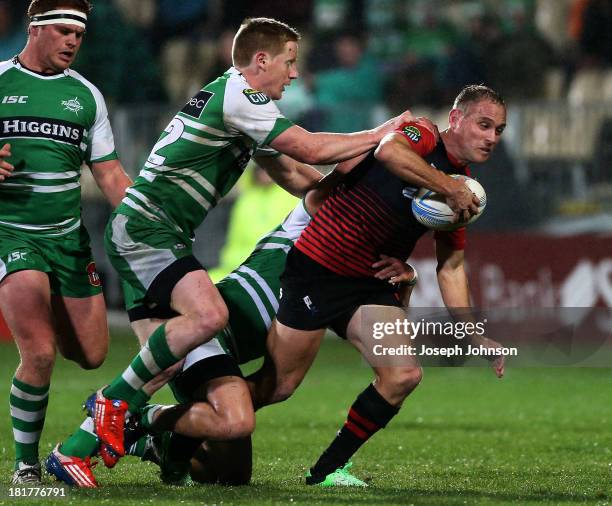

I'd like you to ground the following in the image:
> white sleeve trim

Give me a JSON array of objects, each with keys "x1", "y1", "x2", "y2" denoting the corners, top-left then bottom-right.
[
  {"x1": 0, "y1": 59, "x2": 14, "y2": 77},
  {"x1": 222, "y1": 74, "x2": 287, "y2": 145},
  {"x1": 68, "y1": 69, "x2": 116, "y2": 161}
]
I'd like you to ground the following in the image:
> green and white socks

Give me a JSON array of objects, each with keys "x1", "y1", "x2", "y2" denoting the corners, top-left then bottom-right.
[
  {"x1": 10, "y1": 377, "x2": 49, "y2": 469},
  {"x1": 103, "y1": 324, "x2": 178, "y2": 412}
]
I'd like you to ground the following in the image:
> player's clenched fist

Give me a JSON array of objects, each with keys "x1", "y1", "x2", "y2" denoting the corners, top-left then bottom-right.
[{"x1": 0, "y1": 143, "x2": 14, "y2": 181}]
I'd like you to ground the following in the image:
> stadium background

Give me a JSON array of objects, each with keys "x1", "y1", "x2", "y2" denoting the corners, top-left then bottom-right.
[
  {"x1": 2, "y1": 0, "x2": 611, "y2": 311},
  {"x1": 0, "y1": 0, "x2": 611, "y2": 503}
]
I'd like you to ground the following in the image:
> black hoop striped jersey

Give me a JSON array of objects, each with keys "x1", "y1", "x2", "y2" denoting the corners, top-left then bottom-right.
[{"x1": 294, "y1": 121, "x2": 471, "y2": 278}]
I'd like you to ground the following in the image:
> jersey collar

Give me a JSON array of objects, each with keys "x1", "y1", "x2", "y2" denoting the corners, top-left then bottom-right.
[
  {"x1": 12, "y1": 55, "x2": 69, "y2": 79},
  {"x1": 439, "y1": 139, "x2": 468, "y2": 170}
]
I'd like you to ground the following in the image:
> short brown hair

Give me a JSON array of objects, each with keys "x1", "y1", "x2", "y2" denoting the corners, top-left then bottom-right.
[
  {"x1": 453, "y1": 84, "x2": 505, "y2": 112},
  {"x1": 232, "y1": 17, "x2": 300, "y2": 68},
  {"x1": 28, "y1": 0, "x2": 92, "y2": 17}
]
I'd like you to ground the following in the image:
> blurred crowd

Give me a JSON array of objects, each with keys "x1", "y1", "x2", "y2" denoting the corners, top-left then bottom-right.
[{"x1": 2, "y1": 0, "x2": 611, "y2": 127}]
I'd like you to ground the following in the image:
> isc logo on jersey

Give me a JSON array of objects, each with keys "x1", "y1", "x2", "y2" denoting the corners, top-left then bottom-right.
[
  {"x1": 243, "y1": 89, "x2": 270, "y2": 105},
  {"x1": 402, "y1": 125, "x2": 422, "y2": 143},
  {"x1": 2, "y1": 96, "x2": 28, "y2": 104}
]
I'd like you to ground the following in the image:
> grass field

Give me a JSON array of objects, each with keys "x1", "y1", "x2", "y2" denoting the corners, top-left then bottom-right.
[{"x1": 0, "y1": 330, "x2": 610, "y2": 505}]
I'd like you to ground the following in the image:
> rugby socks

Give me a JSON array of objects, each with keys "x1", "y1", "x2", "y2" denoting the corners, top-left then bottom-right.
[
  {"x1": 127, "y1": 436, "x2": 147, "y2": 457},
  {"x1": 308, "y1": 384, "x2": 399, "y2": 482},
  {"x1": 131, "y1": 389, "x2": 152, "y2": 410},
  {"x1": 140, "y1": 404, "x2": 165, "y2": 432},
  {"x1": 103, "y1": 323, "x2": 177, "y2": 411},
  {"x1": 10, "y1": 377, "x2": 49, "y2": 468},
  {"x1": 59, "y1": 417, "x2": 98, "y2": 459}
]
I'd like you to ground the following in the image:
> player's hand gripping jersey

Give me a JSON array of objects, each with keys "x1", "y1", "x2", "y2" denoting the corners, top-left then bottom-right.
[
  {"x1": 295, "y1": 121, "x2": 469, "y2": 277},
  {"x1": 117, "y1": 68, "x2": 294, "y2": 239},
  {"x1": 0, "y1": 58, "x2": 117, "y2": 235}
]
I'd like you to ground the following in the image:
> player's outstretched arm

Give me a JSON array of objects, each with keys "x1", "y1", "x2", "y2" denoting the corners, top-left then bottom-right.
[
  {"x1": 0, "y1": 143, "x2": 14, "y2": 182},
  {"x1": 90, "y1": 159, "x2": 133, "y2": 208},
  {"x1": 435, "y1": 239, "x2": 505, "y2": 378},
  {"x1": 254, "y1": 154, "x2": 324, "y2": 197},
  {"x1": 268, "y1": 110, "x2": 415, "y2": 165},
  {"x1": 375, "y1": 132, "x2": 479, "y2": 222}
]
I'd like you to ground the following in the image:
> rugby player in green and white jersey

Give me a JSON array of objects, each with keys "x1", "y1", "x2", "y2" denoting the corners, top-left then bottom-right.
[
  {"x1": 70, "y1": 16, "x2": 414, "y2": 472},
  {"x1": 0, "y1": 0, "x2": 132, "y2": 484}
]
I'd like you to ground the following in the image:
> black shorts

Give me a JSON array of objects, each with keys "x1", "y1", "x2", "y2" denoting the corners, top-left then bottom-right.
[
  {"x1": 276, "y1": 248, "x2": 402, "y2": 338},
  {"x1": 127, "y1": 255, "x2": 202, "y2": 322},
  {"x1": 172, "y1": 354, "x2": 243, "y2": 403}
]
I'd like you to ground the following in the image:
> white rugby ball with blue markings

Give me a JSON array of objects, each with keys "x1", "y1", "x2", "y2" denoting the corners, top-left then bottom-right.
[{"x1": 411, "y1": 175, "x2": 486, "y2": 231}]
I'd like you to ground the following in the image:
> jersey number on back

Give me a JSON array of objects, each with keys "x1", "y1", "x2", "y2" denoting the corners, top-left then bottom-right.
[
  {"x1": 145, "y1": 89, "x2": 214, "y2": 168},
  {"x1": 145, "y1": 118, "x2": 185, "y2": 168}
]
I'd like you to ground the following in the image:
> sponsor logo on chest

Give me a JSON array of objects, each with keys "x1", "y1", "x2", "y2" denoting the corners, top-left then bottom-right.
[{"x1": 0, "y1": 116, "x2": 84, "y2": 145}]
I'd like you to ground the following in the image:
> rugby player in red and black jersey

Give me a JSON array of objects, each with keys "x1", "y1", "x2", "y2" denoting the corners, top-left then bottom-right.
[{"x1": 247, "y1": 84, "x2": 508, "y2": 486}]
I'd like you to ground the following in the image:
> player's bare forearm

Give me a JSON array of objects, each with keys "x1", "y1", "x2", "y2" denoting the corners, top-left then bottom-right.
[
  {"x1": 270, "y1": 126, "x2": 380, "y2": 164},
  {"x1": 437, "y1": 265, "x2": 471, "y2": 308},
  {"x1": 436, "y1": 243, "x2": 505, "y2": 377},
  {"x1": 255, "y1": 154, "x2": 323, "y2": 197},
  {"x1": 142, "y1": 361, "x2": 184, "y2": 397},
  {"x1": 376, "y1": 134, "x2": 456, "y2": 193},
  {"x1": 436, "y1": 245, "x2": 471, "y2": 308},
  {"x1": 90, "y1": 159, "x2": 133, "y2": 208},
  {"x1": 269, "y1": 110, "x2": 415, "y2": 165},
  {"x1": 375, "y1": 134, "x2": 478, "y2": 218}
]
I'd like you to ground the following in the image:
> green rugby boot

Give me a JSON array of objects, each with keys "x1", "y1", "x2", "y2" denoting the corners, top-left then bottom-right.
[{"x1": 305, "y1": 462, "x2": 368, "y2": 487}]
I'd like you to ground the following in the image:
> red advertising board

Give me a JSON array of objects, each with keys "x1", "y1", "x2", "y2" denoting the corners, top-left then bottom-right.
[{"x1": 408, "y1": 233, "x2": 612, "y2": 308}]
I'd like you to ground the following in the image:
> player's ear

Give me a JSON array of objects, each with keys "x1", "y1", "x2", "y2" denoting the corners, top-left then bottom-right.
[
  {"x1": 254, "y1": 51, "x2": 268, "y2": 69},
  {"x1": 449, "y1": 108, "x2": 463, "y2": 130}
]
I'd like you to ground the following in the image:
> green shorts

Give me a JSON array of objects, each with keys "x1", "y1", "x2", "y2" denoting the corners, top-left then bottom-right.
[
  {"x1": 0, "y1": 224, "x2": 102, "y2": 297},
  {"x1": 169, "y1": 267, "x2": 278, "y2": 402},
  {"x1": 104, "y1": 211, "x2": 202, "y2": 311}
]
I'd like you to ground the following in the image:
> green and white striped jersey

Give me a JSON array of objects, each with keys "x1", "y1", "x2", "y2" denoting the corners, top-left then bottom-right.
[
  {"x1": 119, "y1": 67, "x2": 294, "y2": 238},
  {"x1": 0, "y1": 57, "x2": 118, "y2": 235},
  {"x1": 202, "y1": 198, "x2": 312, "y2": 364}
]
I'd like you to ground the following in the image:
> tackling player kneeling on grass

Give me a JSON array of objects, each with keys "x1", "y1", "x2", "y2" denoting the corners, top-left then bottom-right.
[
  {"x1": 0, "y1": 0, "x2": 132, "y2": 486},
  {"x1": 247, "y1": 85, "x2": 508, "y2": 487}
]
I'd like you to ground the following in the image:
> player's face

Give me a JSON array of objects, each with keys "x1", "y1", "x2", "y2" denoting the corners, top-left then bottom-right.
[
  {"x1": 452, "y1": 100, "x2": 506, "y2": 163},
  {"x1": 33, "y1": 23, "x2": 85, "y2": 73},
  {"x1": 260, "y1": 41, "x2": 299, "y2": 100}
]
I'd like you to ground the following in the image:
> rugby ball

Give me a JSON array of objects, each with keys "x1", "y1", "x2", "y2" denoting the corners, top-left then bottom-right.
[{"x1": 411, "y1": 175, "x2": 486, "y2": 231}]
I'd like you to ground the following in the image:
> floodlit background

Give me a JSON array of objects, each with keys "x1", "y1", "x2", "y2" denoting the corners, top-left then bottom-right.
[{"x1": 5, "y1": 0, "x2": 611, "y2": 311}]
